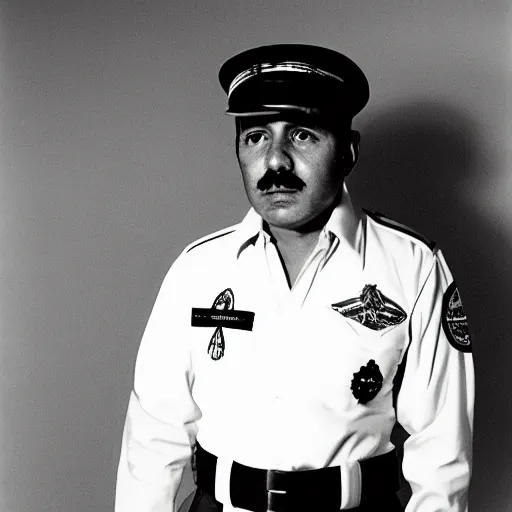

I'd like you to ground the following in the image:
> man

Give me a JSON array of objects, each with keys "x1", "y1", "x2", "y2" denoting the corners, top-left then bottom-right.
[{"x1": 115, "y1": 44, "x2": 474, "y2": 512}]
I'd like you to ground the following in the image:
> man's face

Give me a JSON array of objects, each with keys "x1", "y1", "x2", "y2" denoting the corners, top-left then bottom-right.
[{"x1": 237, "y1": 114, "x2": 346, "y2": 232}]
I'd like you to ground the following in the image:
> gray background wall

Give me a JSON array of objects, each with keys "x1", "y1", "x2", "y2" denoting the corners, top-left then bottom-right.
[{"x1": 1, "y1": 1, "x2": 511, "y2": 511}]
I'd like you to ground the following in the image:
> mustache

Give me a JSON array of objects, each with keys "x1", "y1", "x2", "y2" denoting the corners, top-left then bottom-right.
[{"x1": 257, "y1": 170, "x2": 306, "y2": 191}]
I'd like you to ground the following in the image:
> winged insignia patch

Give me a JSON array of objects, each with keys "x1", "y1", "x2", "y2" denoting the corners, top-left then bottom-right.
[{"x1": 332, "y1": 284, "x2": 406, "y2": 330}]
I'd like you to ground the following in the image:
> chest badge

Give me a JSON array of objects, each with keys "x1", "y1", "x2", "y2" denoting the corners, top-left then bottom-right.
[
  {"x1": 332, "y1": 284, "x2": 406, "y2": 330},
  {"x1": 191, "y1": 288, "x2": 255, "y2": 361},
  {"x1": 351, "y1": 359, "x2": 383, "y2": 404}
]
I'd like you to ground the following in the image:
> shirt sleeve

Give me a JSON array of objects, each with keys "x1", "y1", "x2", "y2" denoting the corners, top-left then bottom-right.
[
  {"x1": 115, "y1": 257, "x2": 201, "y2": 512},
  {"x1": 396, "y1": 250, "x2": 474, "y2": 512}
]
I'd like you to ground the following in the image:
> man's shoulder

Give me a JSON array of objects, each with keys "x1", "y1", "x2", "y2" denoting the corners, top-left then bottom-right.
[
  {"x1": 182, "y1": 223, "x2": 241, "y2": 256},
  {"x1": 363, "y1": 208, "x2": 436, "y2": 253},
  {"x1": 158, "y1": 223, "x2": 241, "y2": 297}
]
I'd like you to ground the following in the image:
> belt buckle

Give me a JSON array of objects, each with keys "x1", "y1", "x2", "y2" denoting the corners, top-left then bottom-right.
[{"x1": 266, "y1": 469, "x2": 287, "y2": 512}]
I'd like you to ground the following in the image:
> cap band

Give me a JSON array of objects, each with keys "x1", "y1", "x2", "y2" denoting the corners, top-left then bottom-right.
[{"x1": 227, "y1": 61, "x2": 345, "y2": 99}]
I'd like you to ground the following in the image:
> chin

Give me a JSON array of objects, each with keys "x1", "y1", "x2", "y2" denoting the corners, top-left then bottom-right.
[
  {"x1": 251, "y1": 197, "x2": 325, "y2": 231},
  {"x1": 262, "y1": 210, "x2": 310, "y2": 230}
]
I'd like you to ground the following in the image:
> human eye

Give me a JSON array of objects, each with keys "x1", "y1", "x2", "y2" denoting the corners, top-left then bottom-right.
[
  {"x1": 242, "y1": 131, "x2": 267, "y2": 146},
  {"x1": 291, "y1": 129, "x2": 317, "y2": 143}
]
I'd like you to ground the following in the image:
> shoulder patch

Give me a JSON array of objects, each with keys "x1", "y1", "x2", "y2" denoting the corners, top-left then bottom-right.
[
  {"x1": 442, "y1": 281, "x2": 472, "y2": 353},
  {"x1": 363, "y1": 209, "x2": 436, "y2": 251},
  {"x1": 186, "y1": 229, "x2": 236, "y2": 253}
]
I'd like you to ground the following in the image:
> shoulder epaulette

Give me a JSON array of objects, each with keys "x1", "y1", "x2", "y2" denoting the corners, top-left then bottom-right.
[
  {"x1": 363, "y1": 209, "x2": 436, "y2": 251},
  {"x1": 185, "y1": 227, "x2": 236, "y2": 253}
]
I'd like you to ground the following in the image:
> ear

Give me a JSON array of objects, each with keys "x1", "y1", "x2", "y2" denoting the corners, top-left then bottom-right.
[
  {"x1": 344, "y1": 130, "x2": 360, "y2": 176},
  {"x1": 235, "y1": 118, "x2": 241, "y2": 159}
]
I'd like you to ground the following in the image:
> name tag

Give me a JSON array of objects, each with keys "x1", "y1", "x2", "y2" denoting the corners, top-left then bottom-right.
[{"x1": 191, "y1": 308, "x2": 255, "y2": 331}]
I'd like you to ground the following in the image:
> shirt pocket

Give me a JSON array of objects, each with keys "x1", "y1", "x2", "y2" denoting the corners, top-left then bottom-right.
[
  {"x1": 296, "y1": 306, "x2": 405, "y2": 407},
  {"x1": 340, "y1": 315, "x2": 407, "y2": 380},
  {"x1": 342, "y1": 316, "x2": 404, "y2": 339}
]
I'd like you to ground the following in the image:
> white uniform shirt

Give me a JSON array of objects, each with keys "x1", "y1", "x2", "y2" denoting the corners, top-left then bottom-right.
[{"x1": 115, "y1": 188, "x2": 474, "y2": 512}]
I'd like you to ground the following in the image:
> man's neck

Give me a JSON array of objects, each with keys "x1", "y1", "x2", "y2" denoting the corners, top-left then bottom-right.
[
  {"x1": 262, "y1": 195, "x2": 341, "y2": 287},
  {"x1": 267, "y1": 226, "x2": 322, "y2": 288},
  {"x1": 267, "y1": 225, "x2": 322, "y2": 253},
  {"x1": 265, "y1": 209, "x2": 334, "y2": 288}
]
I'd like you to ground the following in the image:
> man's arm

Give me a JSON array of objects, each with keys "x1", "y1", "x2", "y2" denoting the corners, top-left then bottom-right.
[
  {"x1": 397, "y1": 250, "x2": 474, "y2": 511},
  {"x1": 115, "y1": 258, "x2": 201, "y2": 512}
]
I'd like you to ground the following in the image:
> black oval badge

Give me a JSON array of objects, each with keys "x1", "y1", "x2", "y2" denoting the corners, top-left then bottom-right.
[{"x1": 351, "y1": 359, "x2": 383, "y2": 404}]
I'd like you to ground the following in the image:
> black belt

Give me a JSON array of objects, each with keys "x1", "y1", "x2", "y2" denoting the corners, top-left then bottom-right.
[{"x1": 194, "y1": 443, "x2": 399, "y2": 512}]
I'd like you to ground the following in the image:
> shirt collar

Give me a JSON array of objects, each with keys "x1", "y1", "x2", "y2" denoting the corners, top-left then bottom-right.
[{"x1": 235, "y1": 184, "x2": 362, "y2": 258}]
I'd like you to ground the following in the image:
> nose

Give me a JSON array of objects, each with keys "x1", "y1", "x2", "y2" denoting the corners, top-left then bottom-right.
[{"x1": 266, "y1": 137, "x2": 292, "y2": 173}]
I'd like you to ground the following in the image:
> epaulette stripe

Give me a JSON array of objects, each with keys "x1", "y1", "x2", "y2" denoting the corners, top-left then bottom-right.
[
  {"x1": 186, "y1": 229, "x2": 236, "y2": 253},
  {"x1": 364, "y1": 209, "x2": 436, "y2": 251}
]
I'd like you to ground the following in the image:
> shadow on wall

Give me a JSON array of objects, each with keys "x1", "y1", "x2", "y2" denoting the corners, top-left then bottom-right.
[{"x1": 349, "y1": 100, "x2": 512, "y2": 511}]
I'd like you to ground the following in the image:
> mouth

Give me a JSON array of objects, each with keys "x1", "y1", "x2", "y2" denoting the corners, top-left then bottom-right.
[{"x1": 263, "y1": 187, "x2": 299, "y2": 195}]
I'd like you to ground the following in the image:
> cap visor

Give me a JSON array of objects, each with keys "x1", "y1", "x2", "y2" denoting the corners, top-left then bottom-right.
[{"x1": 225, "y1": 104, "x2": 322, "y2": 117}]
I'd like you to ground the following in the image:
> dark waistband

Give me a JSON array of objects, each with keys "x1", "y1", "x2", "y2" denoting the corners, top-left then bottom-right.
[{"x1": 194, "y1": 443, "x2": 399, "y2": 512}]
